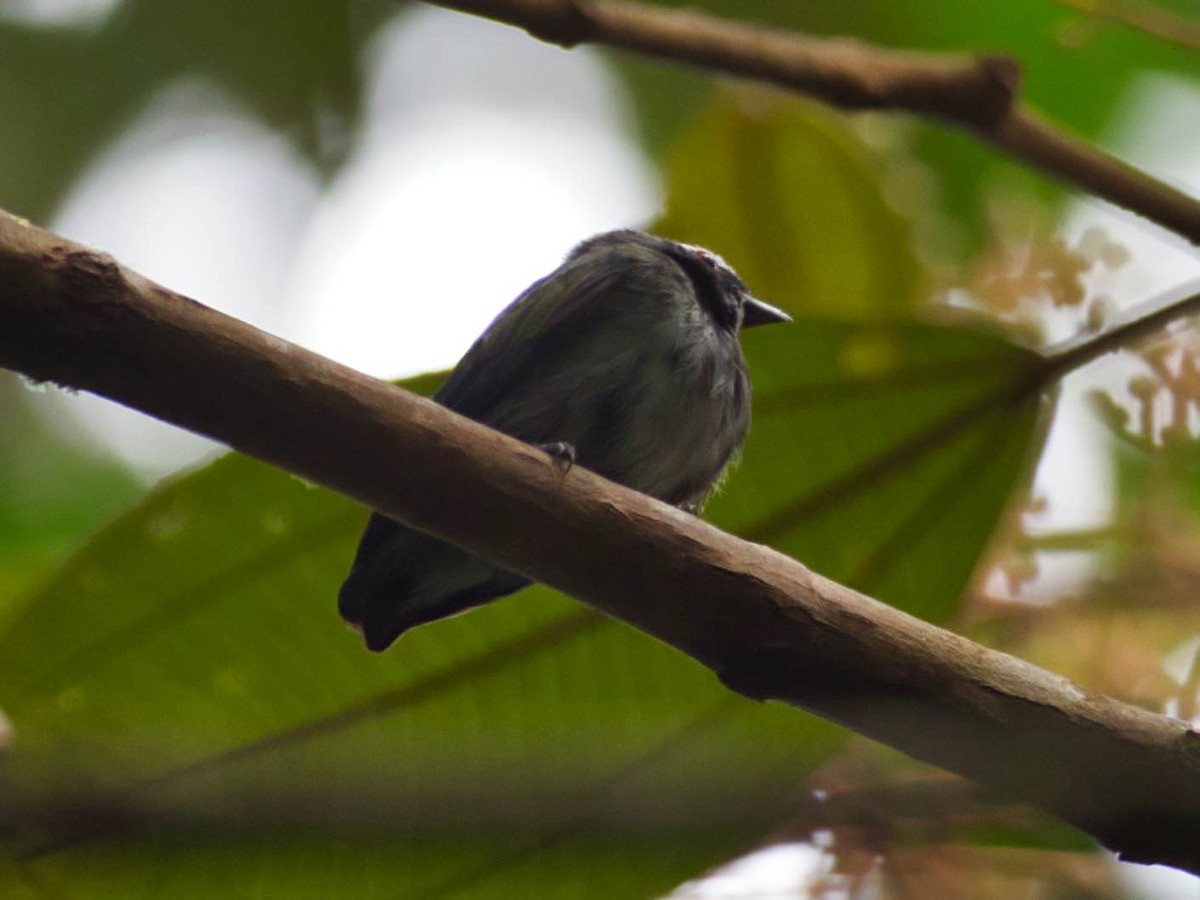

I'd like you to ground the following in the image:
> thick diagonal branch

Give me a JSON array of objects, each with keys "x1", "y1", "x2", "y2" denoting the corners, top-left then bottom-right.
[
  {"x1": 2, "y1": 213, "x2": 1200, "y2": 873},
  {"x1": 427, "y1": 0, "x2": 1200, "y2": 246}
]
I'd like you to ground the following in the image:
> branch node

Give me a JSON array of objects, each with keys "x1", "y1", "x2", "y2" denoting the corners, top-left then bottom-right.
[
  {"x1": 52, "y1": 247, "x2": 124, "y2": 303},
  {"x1": 947, "y1": 53, "x2": 1022, "y2": 129},
  {"x1": 980, "y1": 53, "x2": 1021, "y2": 96},
  {"x1": 977, "y1": 53, "x2": 1022, "y2": 121}
]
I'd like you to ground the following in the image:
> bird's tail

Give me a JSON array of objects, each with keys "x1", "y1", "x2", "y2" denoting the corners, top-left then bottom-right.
[{"x1": 338, "y1": 513, "x2": 530, "y2": 651}]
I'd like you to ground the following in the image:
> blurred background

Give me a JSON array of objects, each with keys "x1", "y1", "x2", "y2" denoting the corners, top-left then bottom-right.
[{"x1": 1, "y1": 0, "x2": 1200, "y2": 896}]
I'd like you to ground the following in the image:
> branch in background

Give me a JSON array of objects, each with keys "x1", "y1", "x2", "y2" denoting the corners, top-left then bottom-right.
[
  {"x1": 1041, "y1": 278, "x2": 1200, "y2": 377},
  {"x1": 1055, "y1": 0, "x2": 1200, "y2": 54},
  {"x1": 3, "y1": 213, "x2": 1200, "y2": 873},
  {"x1": 426, "y1": 0, "x2": 1200, "y2": 246},
  {"x1": 437, "y1": 0, "x2": 1023, "y2": 125}
]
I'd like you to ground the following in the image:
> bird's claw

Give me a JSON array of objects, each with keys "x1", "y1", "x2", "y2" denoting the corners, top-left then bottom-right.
[{"x1": 537, "y1": 441, "x2": 576, "y2": 473}]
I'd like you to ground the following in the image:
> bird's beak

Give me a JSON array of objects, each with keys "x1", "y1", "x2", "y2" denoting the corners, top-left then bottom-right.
[{"x1": 742, "y1": 295, "x2": 792, "y2": 327}]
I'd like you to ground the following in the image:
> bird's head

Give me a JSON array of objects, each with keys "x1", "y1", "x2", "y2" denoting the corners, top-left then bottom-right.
[
  {"x1": 571, "y1": 230, "x2": 791, "y2": 334},
  {"x1": 667, "y1": 239, "x2": 791, "y2": 333}
]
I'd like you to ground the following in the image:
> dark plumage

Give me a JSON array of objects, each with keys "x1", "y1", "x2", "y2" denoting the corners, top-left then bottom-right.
[{"x1": 338, "y1": 229, "x2": 789, "y2": 651}]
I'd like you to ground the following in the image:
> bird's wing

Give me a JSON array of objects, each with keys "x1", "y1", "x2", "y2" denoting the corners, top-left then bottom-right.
[
  {"x1": 432, "y1": 259, "x2": 626, "y2": 429},
  {"x1": 340, "y1": 260, "x2": 634, "y2": 650}
]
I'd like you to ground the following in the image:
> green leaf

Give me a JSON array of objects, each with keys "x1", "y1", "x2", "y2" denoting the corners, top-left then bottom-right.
[
  {"x1": 0, "y1": 94, "x2": 1049, "y2": 898},
  {"x1": 720, "y1": 319, "x2": 1043, "y2": 622},
  {"x1": 0, "y1": 374, "x2": 840, "y2": 899},
  {"x1": 0, "y1": 320, "x2": 1046, "y2": 896},
  {"x1": 0, "y1": 375, "x2": 140, "y2": 611},
  {"x1": 656, "y1": 95, "x2": 928, "y2": 319},
  {"x1": 655, "y1": 95, "x2": 1044, "y2": 621},
  {"x1": 0, "y1": 373, "x2": 1045, "y2": 893}
]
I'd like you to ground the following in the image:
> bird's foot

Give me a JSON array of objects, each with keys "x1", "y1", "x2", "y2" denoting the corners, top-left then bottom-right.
[{"x1": 537, "y1": 441, "x2": 577, "y2": 474}]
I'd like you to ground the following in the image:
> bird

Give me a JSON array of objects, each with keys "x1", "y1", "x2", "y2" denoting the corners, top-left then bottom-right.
[{"x1": 338, "y1": 229, "x2": 790, "y2": 651}]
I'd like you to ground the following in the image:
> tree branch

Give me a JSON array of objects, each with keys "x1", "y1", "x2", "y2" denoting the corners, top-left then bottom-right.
[
  {"x1": 426, "y1": 0, "x2": 1200, "y2": 246},
  {"x1": 435, "y1": 0, "x2": 1022, "y2": 125},
  {"x1": 2, "y1": 215, "x2": 1200, "y2": 872},
  {"x1": 1042, "y1": 282, "x2": 1200, "y2": 383}
]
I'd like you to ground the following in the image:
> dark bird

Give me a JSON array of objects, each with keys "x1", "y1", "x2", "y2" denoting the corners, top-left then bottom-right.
[{"x1": 338, "y1": 229, "x2": 789, "y2": 651}]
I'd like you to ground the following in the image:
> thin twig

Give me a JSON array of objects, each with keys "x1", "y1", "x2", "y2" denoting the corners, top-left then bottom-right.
[
  {"x1": 1017, "y1": 526, "x2": 1120, "y2": 552},
  {"x1": 1055, "y1": 0, "x2": 1200, "y2": 54},
  {"x1": 1042, "y1": 279, "x2": 1200, "y2": 377},
  {"x1": 988, "y1": 109, "x2": 1200, "y2": 246}
]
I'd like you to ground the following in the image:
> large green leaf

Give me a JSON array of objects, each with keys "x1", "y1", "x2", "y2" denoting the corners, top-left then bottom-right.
[
  {"x1": 0, "y1": 403, "x2": 838, "y2": 899},
  {"x1": 0, "y1": 98, "x2": 1047, "y2": 897},
  {"x1": 0, "y1": 333, "x2": 1042, "y2": 896},
  {"x1": 656, "y1": 96, "x2": 927, "y2": 319},
  {"x1": 654, "y1": 97, "x2": 1043, "y2": 618},
  {"x1": 723, "y1": 318, "x2": 1043, "y2": 622},
  {"x1": 0, "y1": 375, "x2": 140, "y2": 612}
]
